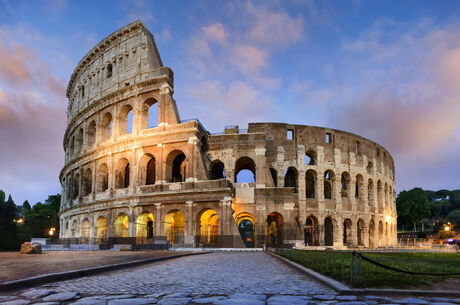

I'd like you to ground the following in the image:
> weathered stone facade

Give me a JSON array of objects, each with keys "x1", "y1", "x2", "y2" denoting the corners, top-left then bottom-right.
[{"x1": 59, "y1": 20, "x2": 397, "y2": 248}]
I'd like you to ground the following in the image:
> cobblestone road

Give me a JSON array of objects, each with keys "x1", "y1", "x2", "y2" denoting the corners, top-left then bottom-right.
[{"x1": 1, "y1": 252, "x2": 458, "y2": 305}]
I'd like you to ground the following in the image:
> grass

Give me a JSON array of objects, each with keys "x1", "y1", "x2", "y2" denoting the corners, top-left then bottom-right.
[{"x1": 277, "y1": 249, "x2": 460, "y2": 289}]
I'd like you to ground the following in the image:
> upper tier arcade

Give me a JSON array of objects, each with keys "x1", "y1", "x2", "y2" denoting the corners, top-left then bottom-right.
[{"x1": 66, "y1": 20, "x2": 170, "y2": 122}]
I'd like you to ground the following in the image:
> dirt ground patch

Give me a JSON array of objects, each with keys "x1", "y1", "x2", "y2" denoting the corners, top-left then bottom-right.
[{"x1": 0, "y1": 250, "x2": 192, "y2": 282}]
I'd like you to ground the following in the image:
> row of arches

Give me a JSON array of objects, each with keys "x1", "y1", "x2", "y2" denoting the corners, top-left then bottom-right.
[{"x1": 67, "y1": 98, "x2": 159, "y2": 160}]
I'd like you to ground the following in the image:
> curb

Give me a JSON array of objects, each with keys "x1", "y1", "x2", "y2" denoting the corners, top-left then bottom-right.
[
  {"x1": 0, "y1": 251, "x2": 210, "y2": 292},
  {"x1": 265, "y1": 251, "x2": 460, "y2": 297}
]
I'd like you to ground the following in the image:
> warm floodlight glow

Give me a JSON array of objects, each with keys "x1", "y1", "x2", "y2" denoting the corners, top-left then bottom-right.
[{"x1": 49, "y1": 227, "x2": 56, "y2": 236}]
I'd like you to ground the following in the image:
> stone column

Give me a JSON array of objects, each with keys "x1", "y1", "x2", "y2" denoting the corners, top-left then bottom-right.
[
  {"x1": 155, "y1": 203, "x2": 163, "y2": 239},
  {"x1": 185, "y1": 201, "x2": 194, "y2": 245}
]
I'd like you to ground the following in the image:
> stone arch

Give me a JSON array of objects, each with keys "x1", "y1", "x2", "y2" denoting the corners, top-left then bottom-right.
[
  {"x1": 366, "y1": 161, "x2": 373, "y2": 174},
  {"x1": 357, "y1": 218, "x2": 365, "y2": 246},
  {"x1": 196, "y1": 208, "x2": 219, "y2": 246},
  {"x1": 95, "y1": 216, "x2": 107, "y2": 242},
  {"x1": 305, "y1": 169, "x2": 316, "y2": 198},
  {"x1": 138, "y1": 154, "x2": 156, "y2": 185},
  {"x1": 235, "y1": 212, "x2": 256, "y2": 248},
  {"x1": 87, "y1": 120, "x2": 96, "y2": 147},
  {"x1": 164, "y1": 209, "x2": 185, "y2": 245},
  {"x1": 368, "y1": 178, "x2": 375, "y2": 206},
  {"x1": 343, "y1": 218, "x2": 352, "y2": 246},
  {"x1": 115, "y1": 158, "x2": 130, "y2": 188},
  {"x1": 119, "y1": 104, "x2": 134, "y2": 135},
  {"x1": 166, "y1": 150, "x2": 187, "y2": 182},
  {"x1": 71, "y1": 219, "x2": 77, "y2": 238},
  {"x1": 114, "y1": 213, "x2": 129, "y2": 238},
  {"x1": 97, "y1": 163, "x2": 109, "y2": 192},
  {"x1": 324, "y1": 170, "x2": 335, "y2": 199},
  {"x1": 69, "y1": 136, "x2": 75, "y2": 156},
  {"x1": 305, "y1": 150, "x2": 316, "y2": 165},
  {"x1": 82, "y1": 168, "x2": 92, "y2": 196},
  {"x1": 235, "y1": 156, "x2": 256, "y2": 183},
  {"x1": 378, "y1": 220, "x2": 384, "y2": 246},
  {"x1": 209, "y1": 160, "x2": 225, "y2": 180},
  {"x1": 341, "y1": 172, "x2": 351, "y2": 198},
  {"x1": 266, "y1": 212, "x2": 284, "y2": 246},
  {"x1": 377, "y1": 180, "x2": 383, "y2": 209},
  {"x1": 136, "y1": 212, "x2": 154, "y2": 241},
  {"x1": 355, "y1": 174, "x2": 364, "y2": 201},
  {"x1": 369, "y1": 219, "x2": 375, "y2": 248},
  {"x1": 384, "y1": 183, "x2": 389, "y2": 208},
  {"x1": 72, "y1": 172, "x2": 80, "y2": 200},
  {"x1": 142, "y1": 98, "x2": 158, "y2": 129},
  {"x1": 81, "y1": 218, "x2": 90, "y2": 242},
  {"x1": 101, "y1": 112, "x2": 112, "y2": 141},
  {"x1": 284, "y1": 167, "x2": 298, "y2": 193},
  {"x1": 76, "y1": 128, "x2": 84, "y2": 153},
  {"x1": 305, "y1": 215, "x2": 319, "y2": 246},
  {"x1": 324, "y1": 217, "x2": 334, "y2": 246}
]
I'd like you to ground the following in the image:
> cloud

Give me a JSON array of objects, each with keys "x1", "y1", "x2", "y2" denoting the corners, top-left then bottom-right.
[
  {"x1": 0, "y1": 37, "x2": 66, "y2": 204},
  {"x1": 331, "y1": 20, "x2": 460, "y2": 190}
]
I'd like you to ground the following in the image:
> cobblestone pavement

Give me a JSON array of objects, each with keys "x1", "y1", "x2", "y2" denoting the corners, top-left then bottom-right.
[{"x1": 1, "y1": 252, "x2": 459, "y2": 305}]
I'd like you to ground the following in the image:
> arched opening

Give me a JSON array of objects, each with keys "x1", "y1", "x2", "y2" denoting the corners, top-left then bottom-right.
[
  {"x1": 114, "y1": 213, "x2": 129, "y2": 238},
  {"x1": 305, "y1": 216, "x2": 319, "y2": 246},
  {"x1": 305, "y1": 150, "x2": 316, "y2": 165},
  {"x1": 146, "y1": 157, "x2": 156, "y2": 185},
  {"x1": 71, "y1": 220, "x2": 77, "y2": 238},
  {"x1": 368, "y1": 219, "x2": 375, "y2": 248},
  {"x1": 384, "y1": 183, "x2": 389, "y2": 208},
  {"x1": 306, "y1": 169, "x2": 316, "y2": 198},
  {"x1": 81, "y1": 218, "x2": 90, "y2": 243},
  {"x1": 235, "y1": 157, "x2": 256, "y2": 183},
  {"x1": 119, "y1": 104, "x2": 134, "y2": 135},
  {"x1": 270, "y1": 168, "x2": 278, "y2": 187},
  {"x1": 356, "y1": 174, "x2": 364, "y2": 200},
  {"x1": 324, "y1": 170, "x2": 334, "y2": 199},
  {"x1": 368, "y1": 179, "x2": 374, "y2": 206},
  {"x1": 324, "y1": 217, "x2": 334, "y2": 246},
  {"x1": 378, "y1": 221, "x2": 384, "y2": 246},
  {"x1": 76, "y1": 128, "x2": 83, "y2": 153},
  {"x1": 69, "y1": 137, "x2": 75, "y2": 156},
  {"x1": 166, "y1": 150, "x2": 187, "y2": 182},
  {"x1": 95, "y1": 216, "x2": 107, "y2": 243},
  {"x1": 97, "y1": 163, "x2": 109, "y2": 192},
  {"x1": 136, "y1": 212, "x2": 154, "y2": 242},
  {"x1": 197, "y1": 209, "x2": 219, "y2": 246},
  {"x1": 235, "y1": 213, "x2": 256, "y2": 248},
  {"x1": 266, "y1": 212, "x2": 284, "y2": 246},
  {"x1": 385, "y1": 221, "x2": 389, "y2": 245},
  {"x1": 107, "y1": 63, "x2": 113, "y2": 78},
  {"x1": 87, "y1": 120, "x2": 96, "y2": 147},
  {"x1": 209, "y1": 160, "x2": 225, "y2": 180},
  {"x1": 83, "y1": 168, "x2": 92, "y2": 196},
  {"x1": 142, "y1": 98, "x2": 158, "y2": 129},
  {"x1": 115, "y1": 158, "x2": 130, "y2": 189},
  {"x1": 341, "y1": 172, "x2": 351, "y2": 198},
  {"x1": 101, "y1": 112, "x2": 112, "y2": 141},
  {"x1": 164, "y1": 210, "x2": 185, "y2": 245},
  {"x1": 357, "y1": 219, "x2": 365, "y2": 246},
  {"x1": 343, "y1": 218, "x2": 352, "y2": 246},
  {"x1": 377, "y1": 180, "x2": 383, "y2": 209},
  {"x1": 72, "y1": 173, "x2": 79, "y2": 200},
  {"x1": 284, "y1": 167, "x2": 298, "y2": 193}
]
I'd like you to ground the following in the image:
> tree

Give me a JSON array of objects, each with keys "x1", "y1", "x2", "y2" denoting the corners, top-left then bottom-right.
[
  {"x1": 396, "y1": 188, "x2": 431, "y2": 229},
  {"x1": 447, "y1": 209, "x2": 460, "y2": 227},
  {"x1": 0, "y1": 193, "x2": 19, "y2": 250},
  {"x1": 24, "y1": 194, "x2": 61, "y2": 238}
]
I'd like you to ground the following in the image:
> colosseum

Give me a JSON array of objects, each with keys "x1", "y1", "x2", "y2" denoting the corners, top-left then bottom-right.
[{"x1": 59, "y1": 20, "x2": 397, "y2": 249}]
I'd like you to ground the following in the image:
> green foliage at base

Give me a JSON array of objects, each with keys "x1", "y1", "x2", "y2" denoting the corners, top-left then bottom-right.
[{"x1": 278, "y1": 249, "x2": 460, "y2": 289}]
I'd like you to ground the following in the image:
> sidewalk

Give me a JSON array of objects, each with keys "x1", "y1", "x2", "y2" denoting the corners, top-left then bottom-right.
[{"x1": 0, "y1": 250, "x2": 192, "y2": 283}]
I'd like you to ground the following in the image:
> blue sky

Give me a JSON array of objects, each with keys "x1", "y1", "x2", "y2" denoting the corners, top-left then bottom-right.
[{"x1": 1, "y1": 0, "x2": 460, "y2": 205}]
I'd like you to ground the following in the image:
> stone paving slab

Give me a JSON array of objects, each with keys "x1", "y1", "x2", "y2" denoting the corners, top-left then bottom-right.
[
  {"x1": 1, "y1": 252, "x2": 459, "y2": 305},
  {"x1": 0, "y1": 251, "x2": 191, "y2": 283}
]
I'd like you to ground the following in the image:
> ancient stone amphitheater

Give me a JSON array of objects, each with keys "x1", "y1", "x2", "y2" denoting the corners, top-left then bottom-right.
[{"x1": 59, "y1": 21, "x2": 397, "y2": 249}]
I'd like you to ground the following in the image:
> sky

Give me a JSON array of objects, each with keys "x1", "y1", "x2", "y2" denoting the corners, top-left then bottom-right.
[{"x1": 1, "y1": 0, "x2": 460, "y2": 205}]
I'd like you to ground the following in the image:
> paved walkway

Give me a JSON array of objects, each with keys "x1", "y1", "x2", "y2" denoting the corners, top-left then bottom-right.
[
  {"x1": 0, "y1": 251, "x2": 186, "y2": 282},
  {"x1": 1, "y1": 252, "x2": 458, "y2": 305}
]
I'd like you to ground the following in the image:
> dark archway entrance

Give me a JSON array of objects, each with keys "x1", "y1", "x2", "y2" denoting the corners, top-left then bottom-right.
[
  {"x1": 236, "y1": 213, "x2": 256, "y2": 248},
  {"x1": 324, "y1": 217, "x2": 334, "y2": 246},
  {"x1": 266, "y1": 212, "x2": 283, "y2": 246},
  {"x1": 305, "y1": 216, "x2": 319, "y2": 246}
]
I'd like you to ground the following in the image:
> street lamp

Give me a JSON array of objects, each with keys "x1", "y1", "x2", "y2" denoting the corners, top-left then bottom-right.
[{"x1": 48, "y1": 227, "x2": 56, "y2": 237}]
